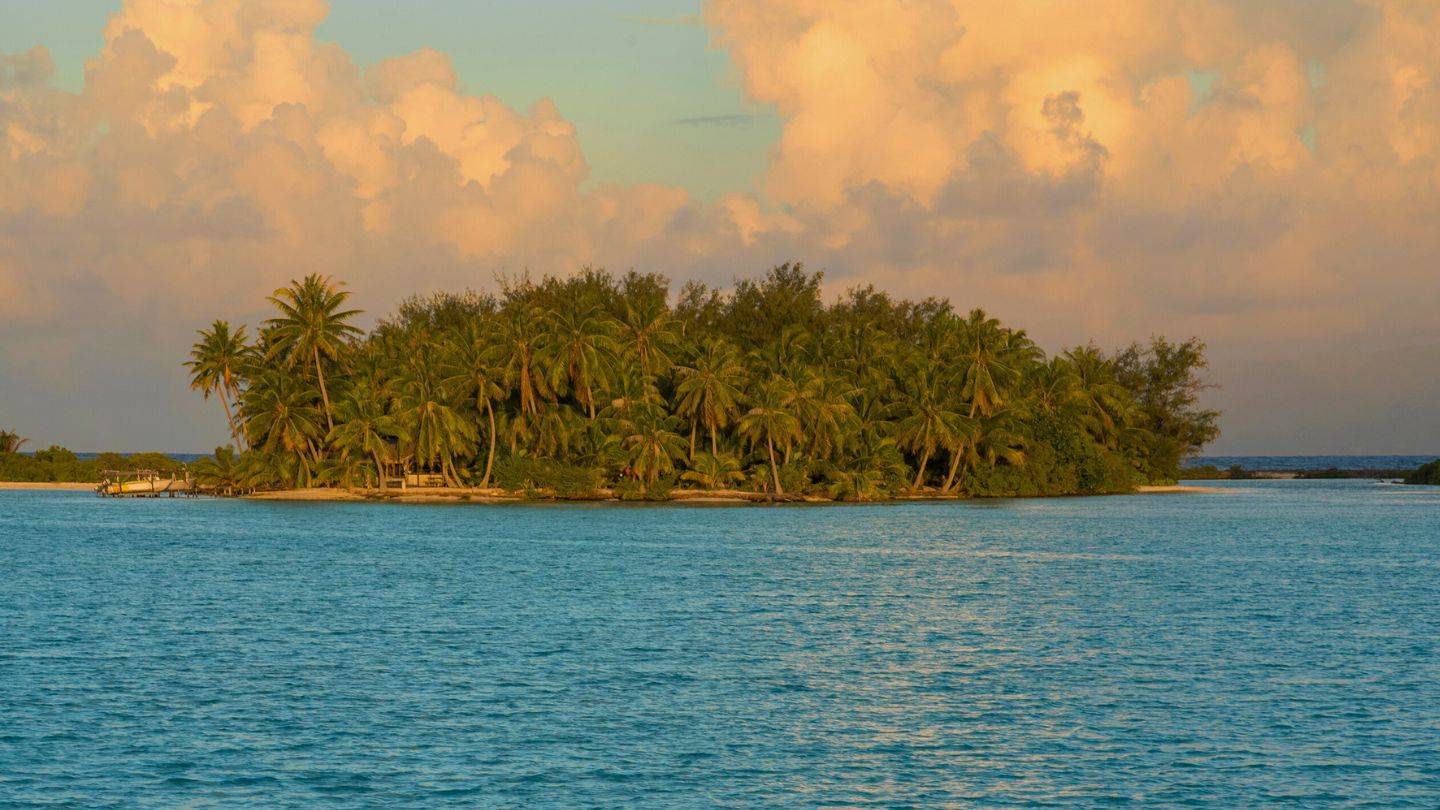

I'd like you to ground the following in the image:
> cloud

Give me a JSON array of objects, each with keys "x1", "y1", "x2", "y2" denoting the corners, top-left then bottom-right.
[{"x1": 2, "y1": 0, "x2": 1439, "y2": 452}]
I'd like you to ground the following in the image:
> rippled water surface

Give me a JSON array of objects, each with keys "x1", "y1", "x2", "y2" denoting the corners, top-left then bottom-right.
[{"x1": 3, "y1": 481, "x2": 1438, "y2": 806}]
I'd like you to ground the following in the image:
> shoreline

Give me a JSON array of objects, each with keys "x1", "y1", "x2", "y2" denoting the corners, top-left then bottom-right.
[
  {"x1": 242, "y1": 485, "x2": 1222, "y2": 505},
  {"x1": 1136, "y1": 485, "x2": 1223, "y2": 494},
  {"x1": 0, "y1": 482, "x2": 1224, "y2": 501},
  {"x1": 0, "y1": 481, "x2": 95, "y2": 491}
]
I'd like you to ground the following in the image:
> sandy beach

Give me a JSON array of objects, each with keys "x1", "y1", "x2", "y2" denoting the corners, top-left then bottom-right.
[
  {"x1": 1, "y1": 481, "x2": 1224, "y2": 500},
  {"x1": 0, "y1": 481, "x2": 1222, "y2": 500},
  {"x1": 0, "y1": 482, "x2": 94, "y2": 491},
  {"x1": 1138, "y1": 485, "x2": 1223, "y2": 494}
]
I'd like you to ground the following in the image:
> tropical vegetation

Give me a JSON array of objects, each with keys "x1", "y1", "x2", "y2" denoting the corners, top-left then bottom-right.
[
  {"x1": 181, "y1": 265, "x2": 1220, "y2": 500},
  {"x1": 1403, "y1": 460, "x2": 1440, "y2": 486},
  {"x1": 0, "y1": 444, "x2": 184, "y2": 483}
]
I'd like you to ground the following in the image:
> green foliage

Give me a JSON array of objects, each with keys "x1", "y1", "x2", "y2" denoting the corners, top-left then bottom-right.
[
  {"x1": 0, "y1": 446, "x2": 185, "y2": 483},
  {"x1": 681, "y1": 453, "x2": 745, "y2": 490},
  {"x1": 491, "y1": 457, "x2": 603, "y2": 498},
  {"x1": 179, "y1": 265, "x2": 1221, "y2": 499},
  {"x1": 0, "y1": 428, "x2": 29, "y2": 454},
  {"x1": 1404, "y1": 460, "x2": 1440, "y2": 485},
  {"x1": 1113, "y1": 337, "x2": 1221, "y2": 482}
]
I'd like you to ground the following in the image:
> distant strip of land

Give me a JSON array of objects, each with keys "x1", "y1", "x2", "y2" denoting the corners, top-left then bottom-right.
[
  {"x1": 1136, "y1": 485, "x2": 1221, "y2": 494},
  {"x1": 0, "y1": 481, "x2": 94, "y2": 491}
]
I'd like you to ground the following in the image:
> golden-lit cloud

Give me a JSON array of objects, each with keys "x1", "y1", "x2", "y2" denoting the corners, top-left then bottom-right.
[{"x1": 1, "y1": 0, "x2": 1439, "y2": 451}]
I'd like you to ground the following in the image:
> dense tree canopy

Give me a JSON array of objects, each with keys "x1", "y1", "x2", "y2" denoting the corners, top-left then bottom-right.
[{"x1": 186, "y1": 266, "x2": 1221, "y2": 500}]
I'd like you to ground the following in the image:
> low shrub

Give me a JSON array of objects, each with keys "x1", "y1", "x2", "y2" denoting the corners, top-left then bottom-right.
[{"x1": 491, "y1": 456, "x2": 603, "y2": 497}]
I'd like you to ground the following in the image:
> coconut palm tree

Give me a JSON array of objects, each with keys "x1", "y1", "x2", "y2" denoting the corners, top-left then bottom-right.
[
  {"x1": 944, "y1": 409, "x2": 1027, "y2": 493},
  {"x1": 1065, "y1": 346, "x2": 1134, "y2": 448},
  {"x1": 540, "y1": 299, "x2": 618, "y2": 419},
  {"x1": 737, "y1": 377, "x2": 802, "y2": 497},
  {"x1": 955, "y1": 309, "x2": 1035, "y2": 418},
  {"x1": 674, "y1": 337, "x2": 747, "y2": 458},
  {"x1": 791, "y1": 373, "x2": 858, "y2": 462},
  {"x1": 393, "y1": 354, "x2": 476, "y2": 488},
  {"x1": 239, "y1": 369, "x2": 324, "y2": 486},
  {"x1": 0, "y1": 428, "x2": 28, "y2": 455},
  {"x1": 893, "y1": 367, "x2": 966, "y2": 489},
  {"x1": 1027, "y1": 356, "x2": 1081, "y2": 415},
  {"x1": 488, "y1": 302, "x2": 550, "y2": 417},
  {"x1": 265, "y1": 274, "x2": 362, "y2": 433},
  {"x1": 619, "y1": 296, "x2": 679, "y2": 377},
  {"x1": 681, "y1": 453, "x2": 745, "y2": 490},
  {"x1": 618, "y1": 412, "x2": 686, "y2": 484},
  {"x1": 192, "y1": 446, "x2": 245, "y2": 495},
  {"x1": 329, "y1": 382, "x2": 396, "y2": 490},
  {"x1": 185, "y1": 320, "x2": 249, "y2": 448},
  {"x1": 442, "y1": 320, "x2": 507, "y2": 487}
]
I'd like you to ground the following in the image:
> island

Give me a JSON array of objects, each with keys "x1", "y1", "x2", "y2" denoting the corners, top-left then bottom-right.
[{"x1": 150, "y1": 265, "x2": 1218, "y2": 503}]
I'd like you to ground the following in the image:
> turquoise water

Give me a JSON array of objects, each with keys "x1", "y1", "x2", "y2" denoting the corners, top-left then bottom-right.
[{"x1": 2, "y1": 481, "x2": 1438, "y2": 806}]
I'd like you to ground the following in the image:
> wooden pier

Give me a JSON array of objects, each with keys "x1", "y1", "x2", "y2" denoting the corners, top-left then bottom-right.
[{"x1": 96, "y1": 469, "x2": 197, "y2": 498}]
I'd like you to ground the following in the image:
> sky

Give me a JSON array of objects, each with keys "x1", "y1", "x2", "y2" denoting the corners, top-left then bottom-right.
[{"x1": 1, "y1": 0, "x2": 1438, "y2": 455}]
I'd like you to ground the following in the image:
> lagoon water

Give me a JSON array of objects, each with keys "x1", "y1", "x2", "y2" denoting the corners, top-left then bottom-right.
[{"x1": 2, "y1": 481, "x2": 1438, "y2": 806}]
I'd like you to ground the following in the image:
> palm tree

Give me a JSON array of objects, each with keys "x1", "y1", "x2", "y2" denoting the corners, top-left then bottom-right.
[
  {"x1": 192, "y1": 446, "x2": 245, "y2": 495},
  {"x1": 825, "y1": 467, "x2": 887, "y2": 502},
  {"x1": 737, "y1": 377, "x2": 802, "y2": 497},
  {"x1": 619, "y1": 296, "x2": 679, "y2": 377},
  {"x1": 239, "y1": 369, "x2": 324, "y2": 485},
  {"x1": 955, "y1": 309, "x2": 1031, "y2": 418},
  {"x1": 239, "y1": 448, "x2": 302, "y2": 491},
  {"x1": 442, "y1": 320, "x2": 507, "y2": 487},
  {"x1": 618, "y1": 412, "x2": 686, "y2": 484},
  {"x1": 944, "y1": 409, "x2": 1026, "y2": 493},
  {"x1": 529, "y1": 404, "x2": 578, "y2": 460},
  {"x1": 488, "y1": 303, "x2": 550, "y2": 417},
  {"x1": 0, "y1": 428, "x2": 28, "y2": 455},
  {"x1": 752, "y1": 324, "x2": 812, "y2": 378},
  {"x1": 1027, "y1": 356, "x2": 1081, "y2": 415},
  {"x1": 893, "y1": 367, "x2": 966, "y2": 489},
  {"x1": 265, "y1": 274, "x2": 363, "y2": 433},
  {"x1": 540, "y1": 300, "x2": 618, "y2": 419},
  {"x1": 681, "y1": 453, "x2": 745, "y2": 490},
  {"x1": 1065, "y1": 346, "x2": 1133, "y2": 448},
  {"x1": 329, "y1": 383, "x2": 395, "y2": 490},
  {"x1": 791, "y1": 373, "x2": 858, "y2": 461},
  {"x1": 393, "y1": 354, "x2": 476, "y2": 488},
  {"x1": 674, "y1": 338, "x2": 747, "y2": 458},
  {"x1": 185, "y1": 320, "x2": 249, "y2": 448}
]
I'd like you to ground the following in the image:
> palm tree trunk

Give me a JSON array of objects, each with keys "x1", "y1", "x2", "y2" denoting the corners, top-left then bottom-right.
[
  {"x1": 942, "y1": 446, "x2": 963, "y2": 492},
  {"x1": 913, "y1": 446, "x2": 932, "y2": 490},
  {"x1": 218, "y1": 387, "x2": 242, "y2": 449},
  {"x1": 710, "y1": 423, "x2": 718, "y2": 457},
  {"x1": 313, "y1": 345, "x2": 335, "y2": 433},
  {"x1": 688, "y1": 423, "x2": 697, "y2": 460},
  {"x1": 372, "y1": 450, "x2": 386, "y2": 491},
  {"x1": 482, "y1": 400, "x2": 497, "y2": 488},
  {"x1": 767, "y1": 436, "x2": 782, "y2": 497}
]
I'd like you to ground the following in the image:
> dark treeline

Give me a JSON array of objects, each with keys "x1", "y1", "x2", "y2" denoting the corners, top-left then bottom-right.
[
  {"x1": 0, "y1": 445, "x2": 185, "y2": 484},
  {"x1": 184, "y1": 264, "x2": 1220, "y2": 500}
]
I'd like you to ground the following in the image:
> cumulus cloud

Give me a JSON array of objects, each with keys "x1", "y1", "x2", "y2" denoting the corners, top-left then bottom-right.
[{"x1": 1, "y1": 0, "x2": 1438, "y2": 451}]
